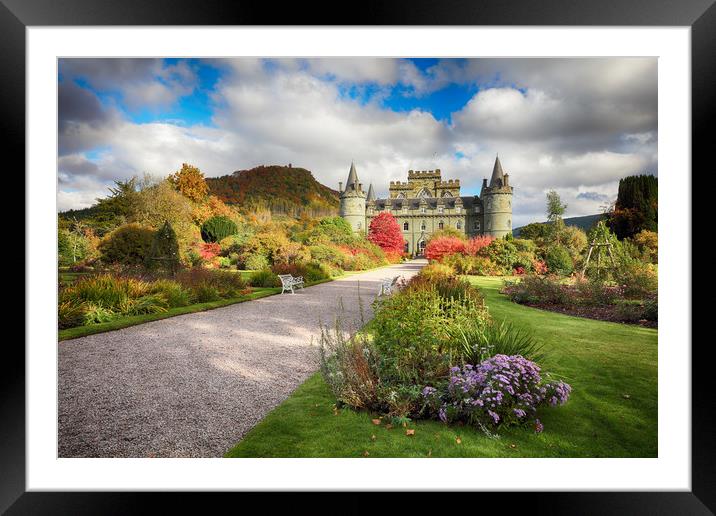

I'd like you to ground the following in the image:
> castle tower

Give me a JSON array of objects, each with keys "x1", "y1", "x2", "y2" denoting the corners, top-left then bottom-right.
[
  {"x1": 481, "y1": 155, "x2": 514, "y2": 238},
  {"x1": 339, "y1": 162, "x2": 367, "y2": 233}
]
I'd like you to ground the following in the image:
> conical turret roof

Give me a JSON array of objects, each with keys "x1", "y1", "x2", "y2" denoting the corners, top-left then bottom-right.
[
  {"x1": 366, "y1": 183, "x2": 376, "y2": 201},
  {"x1": 489, "y1": 155, "x2": 505, "y2": 187},
  {"x1": 345, "y1": 162, "x2": 359, "y2": 190}
]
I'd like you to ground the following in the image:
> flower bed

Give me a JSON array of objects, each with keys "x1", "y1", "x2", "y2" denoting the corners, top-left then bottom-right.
[
  {"x1": 319, "y1": 266, "x2": 572, "y2": 434},
  {"x1": 502, "y1": 275, "x2": 657, "y2": 327}
]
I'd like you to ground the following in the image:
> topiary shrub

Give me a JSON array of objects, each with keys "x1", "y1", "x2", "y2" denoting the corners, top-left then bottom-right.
[
  {"x1": 201, "y1": 215, "x2": 238, "y2": 243},
  {"x1": 545, "y1": 245, "x2": 574, "y2": 275},
  {"x1": 145, "y1": 220, "x2": 180, "y2": 273},
  {"x1": 98, "y1": 223, "x2": 155, "y2": 266}
]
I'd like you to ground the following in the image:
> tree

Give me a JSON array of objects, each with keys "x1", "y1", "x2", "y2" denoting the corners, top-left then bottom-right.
[
  {"x1": 367, "y1": 212, "x2": 405, "y2": 254},
  {"x1": 425, "y1": 236, "x2": 466, "y2": 262},
  {"x1": 546, "y1": 190, "x2": 567, "y2": 243},
  {"x1": 607, "y1": 174, "x2": 658, "y2": 239},
  {"x1": 168, "y1": 163, "x2": 209, "y2": 202},
  {"x1": 546, "y1": 190, "x2": 567, "y2": 222}
]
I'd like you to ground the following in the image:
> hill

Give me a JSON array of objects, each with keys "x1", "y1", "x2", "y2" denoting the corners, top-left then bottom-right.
[
  {"x1": 206, "y1": 165, "x2": 339, "y2": 218},
  {"x1": 513, "y1": 213, "x2": 604, "y2": 238}
]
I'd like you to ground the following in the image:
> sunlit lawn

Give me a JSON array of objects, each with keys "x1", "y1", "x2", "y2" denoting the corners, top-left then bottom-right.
[{"x1": 227, "y1": 276, "x2": 657, "y2": 458}]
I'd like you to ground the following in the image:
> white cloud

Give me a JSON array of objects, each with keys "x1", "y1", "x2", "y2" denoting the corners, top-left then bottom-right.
[{"x1": 57, "y1": 58, "x2": 657, "y2": 228}]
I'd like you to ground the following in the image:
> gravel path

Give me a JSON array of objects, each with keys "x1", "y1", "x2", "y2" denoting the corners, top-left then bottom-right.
[{"x1": 58, "y1": 259, "x2": 425, "y2": 457}]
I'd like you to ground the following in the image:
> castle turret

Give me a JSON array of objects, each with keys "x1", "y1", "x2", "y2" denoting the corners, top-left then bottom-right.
[
  {"x1": 339, "y1": 162, "x2": 367, "y2": 233},
  {"x1": 481, "y1": 155, "x2": 514, "y2": 238}
]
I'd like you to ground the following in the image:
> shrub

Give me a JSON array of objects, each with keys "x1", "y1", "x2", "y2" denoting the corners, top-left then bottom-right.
[
  {"x1": 503, "y1": 275, "x2": 569, "y2": 305},
  {"x1": 309, "y1": 244, "x2": 347, "y2": 268},
  {"x1": 614, "y1": 261, "x2": 658, "y2": 298},
  {"x1": 545, "y1": 246, "x2": 574, "y2": 275},
  {"x1": 371, "y1": 284, "x2": 489, "y2": 387},
  {"x1": 249, "y1": 269, "x2": 280, "y2": 288},
  {"x1": 465, "y1": 235, "x2": 494, "y2": 256},
  {"x1": 319, "y1": 320, "x2": 380, "y2": 410},
  {"x1": 425, "y1": 236, "x2": 466, "y2": 262},
  {"x1": 419, "y1": 263, "x2": 456, "y2": 281},
  {"x1": 367, "y1": 212, "x2": 405, "y2": 254},
  {"x1": 643, "y1": 297, "x2": 658, "y2": 321},
  {"x1": 632, "y1": 230, "x2": 658, "y2": 263},
  {"x1": 573, "y1": 276, "x2": 620, "y2": 305},
  {"x1": 218, "y1": 256, "x2": 232, "y2": 269},
  {"x1": 193, "y1": 284, "x2": 221, "y2": 303},
  {"x1": 150, "y1": 279, "x2": 191, "y2": 307},
  {"x1": 421, "y1": 355, "x2": 571, "y2": 431},
  {"x1": 479, "y1": 239, "x2": 519, "y2": 273},
  {"x1": 243, "y1": 253, "x2": 270, "y2": 271},
  {"x1": 199, "y1": 242, "x2": 221, "y2": 261},
  {"x1": 272, "y1": 261, "x2": 331, "y2": 282},
  {"x1": 175, "y1": 268, "x2": 247, "y2": 298},
  {"x1": 98, "y1": 223, "x2": 155, "y2": 266},
  {"x1": 201, "y1": 215, "x2": 238, "y2": 243},
  {"x1": 58, "y1": 300, "x2": 87, "y2": 329},
  {"x1": 60, "y1": 274, "x2": 150, "y2": 309}
]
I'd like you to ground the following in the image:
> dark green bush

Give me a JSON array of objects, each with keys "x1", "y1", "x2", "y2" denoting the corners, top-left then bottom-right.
[{"x1": 201, "y1": 216, "x2": 238, "y2": 243}]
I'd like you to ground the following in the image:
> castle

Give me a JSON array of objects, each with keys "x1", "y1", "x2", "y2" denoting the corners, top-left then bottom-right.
[{"x1": 338, "y1": 156, "x2": 514, "y2": 255}]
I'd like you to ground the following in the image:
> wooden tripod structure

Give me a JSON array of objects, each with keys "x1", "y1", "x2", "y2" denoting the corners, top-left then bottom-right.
[{"x1": 581, "y1": 239, "x2": 616, "y2": 278}]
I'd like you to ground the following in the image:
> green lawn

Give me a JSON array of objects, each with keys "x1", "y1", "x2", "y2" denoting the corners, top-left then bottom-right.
[{"x1": 226, "y1": 276, "x2": 657, "y2": 458}]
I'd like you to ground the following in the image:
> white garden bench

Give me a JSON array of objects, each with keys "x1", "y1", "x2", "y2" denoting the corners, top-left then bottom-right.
[
  {"x1": 278, "y1": 274, "x2": 304, "y2": 294},
  {"x1": 379, "y1": 275, "x2": 401, "y2": 296}
]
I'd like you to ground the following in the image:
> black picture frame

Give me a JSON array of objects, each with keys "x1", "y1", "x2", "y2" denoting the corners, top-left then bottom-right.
[{"x1": 7, "y1": 0, "x2": 709, "y2": 512}]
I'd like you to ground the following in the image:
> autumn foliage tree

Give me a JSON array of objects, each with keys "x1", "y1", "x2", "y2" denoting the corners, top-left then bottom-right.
[
  {"x1": 367, "y1": 212, "x2": 405, "y2": 255},
  {"x1": 169, "y1": 163, "x2": 209, "y2": 202},
  {"x1": 425, "y1": 236, "x2": 466, "y2": 262},
  {"x1": 465, "y1": 235, "x2": 494, "y2": 256}
]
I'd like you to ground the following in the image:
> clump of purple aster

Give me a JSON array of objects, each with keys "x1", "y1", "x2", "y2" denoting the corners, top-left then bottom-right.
[{"x1": 422, "y1": 354, "x2": 571, "y2": 433}]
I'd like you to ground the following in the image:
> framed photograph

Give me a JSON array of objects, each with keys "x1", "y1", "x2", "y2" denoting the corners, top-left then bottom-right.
[{"x1": 9, "y1": 0, "x2": 710, "y2": 511}]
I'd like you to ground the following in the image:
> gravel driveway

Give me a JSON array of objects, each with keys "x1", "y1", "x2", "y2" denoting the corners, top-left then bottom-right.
[{"x1": 58, "y1": 259, "x2": 425, "y2": 457}]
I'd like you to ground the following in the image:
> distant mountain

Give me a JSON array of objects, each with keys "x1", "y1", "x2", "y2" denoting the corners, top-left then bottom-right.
[
  {"x1": 206, "y1": 165, "x2": 339, "y2": 217},
  {"x1": 513, "y1": 213, "x2": 605, "y2": 237}
]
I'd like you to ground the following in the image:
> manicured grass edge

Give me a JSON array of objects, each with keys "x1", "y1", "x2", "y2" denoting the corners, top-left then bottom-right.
[
  {"x1": 57, "y1": 261, "x2": 408, "y2": 341},
  {"x1": 60, "y1": 276, "x2": 331, "y2": 341}
]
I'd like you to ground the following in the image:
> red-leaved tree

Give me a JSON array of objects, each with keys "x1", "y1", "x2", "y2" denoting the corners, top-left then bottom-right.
[
  {"x1": 425, "y1": 236, "x2": 466, "y2": 262},
  {"x1": 465, "y1": 235, "x2": 494, "y2": 256},
  {"x1": 368, "y1": 212, "x2": 405, "y2": 255}
]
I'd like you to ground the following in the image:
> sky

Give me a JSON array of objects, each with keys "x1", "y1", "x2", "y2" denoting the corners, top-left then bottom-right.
[{"x1": 57, "y1": 57, "x2": 657, "y2": 227}]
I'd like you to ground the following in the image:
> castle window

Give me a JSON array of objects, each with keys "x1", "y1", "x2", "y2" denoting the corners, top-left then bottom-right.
[
  {"x1": 456, "y1": 207, "x2": 461, "y2": 213},
  {"x1": 487, "y1": 221, "x2": 491, "y2": 230},
  {"x1": 397, "y1": 193, "x2": 406, "y2": 199},
  {"x1": 474, "y1": 221, "x2": 480, "y2": 230},
  {"x1": 418, "y1": 188, "x2": 431, "y2": 199},
  {"x1": 403, "y1": 222, "x2": 409, "y2": 231},
  {"x1": 507, "y1": 219, "x2": 511, "y2": 227},
  {"x1": 357, "y1": 222, "x2": 362, "y2": 229},
  {"x1": 420, "y1": 207, "x2": 426, "y2": 214},
  {"x1": 438, "y1": 221, "x2": 444, "y2": 230},
  {"x1": 421, "y1": 221, "x2": 426, "y2": 231},
  {"x1": 474, "y1": 207, "x2": 480, "y2": 213},
  {"x1": 442, "y1": 191, "x2": 453, "y2": 197},
  {"x1": 456, "y1": 221, "x2": 462, "y2": 230},
  {"x1": 438, "y1": 206, "x2": 444, "y2": 213}
]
